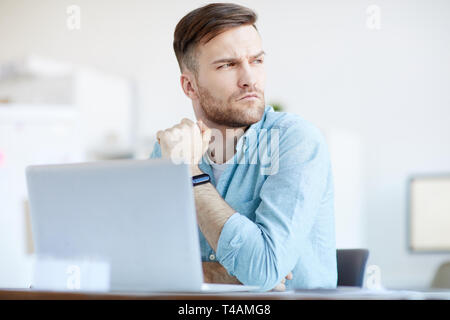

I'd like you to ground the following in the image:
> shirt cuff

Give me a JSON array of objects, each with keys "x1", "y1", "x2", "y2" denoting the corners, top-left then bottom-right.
[{"x1": 216, "y1": 212, "x2": 252, "y2": 277}]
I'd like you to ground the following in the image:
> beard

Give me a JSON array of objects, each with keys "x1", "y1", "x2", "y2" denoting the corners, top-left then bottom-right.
[{"x1": 197, "y1": 84, "x2": 265, "y2": 128}]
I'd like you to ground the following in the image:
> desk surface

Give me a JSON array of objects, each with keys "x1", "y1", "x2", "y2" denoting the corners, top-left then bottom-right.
[
  {"x1": 0, "y1": 289, "x2": 302, "y2": 300},
  {"x1": 1, "y1": 288, "x2": 450, "y2": 300}
]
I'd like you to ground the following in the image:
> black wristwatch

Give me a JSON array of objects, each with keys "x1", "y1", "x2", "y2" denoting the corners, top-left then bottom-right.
[{"x1": 192, "y1": 173, "x2": 210, "y2": 186}]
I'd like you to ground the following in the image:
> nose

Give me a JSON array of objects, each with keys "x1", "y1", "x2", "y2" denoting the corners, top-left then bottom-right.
[{"x1": 237, "y1": 62, "x2": 257, "y2": 90}]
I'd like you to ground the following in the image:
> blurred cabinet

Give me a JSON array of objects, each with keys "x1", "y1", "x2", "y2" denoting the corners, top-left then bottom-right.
[
  {"x1": 0, "y1": 56, "x2": 135, "y2": 160},
  {"x1": 0, "y1": 56, "x2": 135, "y2": 287},
  {"x1": 0, "y1": 106, "x2": 82, "y2": 287}
]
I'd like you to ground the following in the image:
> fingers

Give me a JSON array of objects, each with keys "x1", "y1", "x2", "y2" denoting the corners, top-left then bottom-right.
[
  {"x1": 202, "y1": 125, "x2": 211, "y2": 148},
  {"x1": 181, "y1": 118, "x2": 194, "y2": 126},
  {"x1": 197, "y1": 119, "x2": 207, "y2": 133},
  {"x1": 156, "y1": 130, "x2": 163, "y2": 144},
  {"x1": 157, "y1": 119, "x2": 200, "y2": 143},
  {"x1": 160, "y1": 129, "x2": 181, "y2": 145},
  {"x1": 271, "y1": 277, "x2": 287, "y2": 292},
  {"x1": 180, "y1": 118, "x2": 205, "y2": 139},
  {"x1": 165, "y1": 118, "x2": 209, "y2": 135},
  {"x1": 156, "y1": 118, "x2": 209, "y2": 164},
  {"x1": 271, "y1": 283, "x2": 286, "y2": 292},
  {"x1": 271, "y1": 272, "x2": 293, "y2": 292},
  {"x1": 195, "y1": 120, "x2": 211, "y2": 153}
]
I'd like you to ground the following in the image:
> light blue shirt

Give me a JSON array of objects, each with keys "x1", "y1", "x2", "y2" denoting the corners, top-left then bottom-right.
[{"x1": 150, "y1": 105, "x2": 337, "y2": 291}]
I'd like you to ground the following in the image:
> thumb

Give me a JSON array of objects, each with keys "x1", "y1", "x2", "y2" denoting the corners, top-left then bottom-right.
[
  {"x1": 202, "y1": 126, "x2": 211, "y2": 153},
  {"x1": 197, "y1": 120, "x2": 211, "y2": 154},
  {"x1": 197, "y1": 119, "x2": 209, "y2": 134}
]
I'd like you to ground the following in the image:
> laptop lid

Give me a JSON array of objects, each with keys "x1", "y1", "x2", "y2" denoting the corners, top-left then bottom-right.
[{"x1": 26, "y1": 159, "x2": 204, "y2": 292}]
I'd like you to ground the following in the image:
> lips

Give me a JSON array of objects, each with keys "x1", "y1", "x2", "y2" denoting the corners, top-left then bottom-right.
[{"x1": 238, "y1": 93, "x2": 259, "y2": 101}]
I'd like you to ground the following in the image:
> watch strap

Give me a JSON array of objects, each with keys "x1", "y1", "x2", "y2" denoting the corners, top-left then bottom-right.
[{"x1": 192, "y1": 173, "x2": 210, "y2": 186}]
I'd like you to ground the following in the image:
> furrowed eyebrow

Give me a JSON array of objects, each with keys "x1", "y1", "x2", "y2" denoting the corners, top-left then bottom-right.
[
  {"x1": 251, "y1": 50, "x2": 266, "y2": 60},
  {"x1": 211, "y1": 50, "x2": 266, "y2": 65}
]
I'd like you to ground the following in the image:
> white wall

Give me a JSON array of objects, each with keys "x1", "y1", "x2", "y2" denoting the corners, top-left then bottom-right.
[{"x1": 1, "y1": 0, "x2": 450, "y2": 289}]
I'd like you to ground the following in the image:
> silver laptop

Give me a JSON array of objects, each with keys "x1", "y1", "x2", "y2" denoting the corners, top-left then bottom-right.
[{"x1": 26, "y1": 158, "x2": 259, "y2": 293}]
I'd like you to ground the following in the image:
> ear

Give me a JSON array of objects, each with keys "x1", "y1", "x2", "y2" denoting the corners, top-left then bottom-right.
[{"x1": 180, "y1": 72, "x2": 199, "y2": 101}]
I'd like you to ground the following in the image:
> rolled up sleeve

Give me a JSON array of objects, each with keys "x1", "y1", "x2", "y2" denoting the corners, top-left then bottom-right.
[
  {"x1": 216, "y1": 123, "x2": 332, "y2": 291},
  {"x1": 149, "y1": 141, "x2": 161, "y2": 159}
]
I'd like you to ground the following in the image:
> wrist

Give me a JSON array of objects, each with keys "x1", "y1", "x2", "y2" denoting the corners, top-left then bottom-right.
[{"x1": 191, "y1": 165, "x2": 203, "y2": 176}]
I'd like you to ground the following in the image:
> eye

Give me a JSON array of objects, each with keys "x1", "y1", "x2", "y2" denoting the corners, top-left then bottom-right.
[
  {"x1": 253, "y1": 59, "x2": 264, "y2": 64},
  {"x1": 219, "y1": 62, "x2": 235, "y2": 69}
]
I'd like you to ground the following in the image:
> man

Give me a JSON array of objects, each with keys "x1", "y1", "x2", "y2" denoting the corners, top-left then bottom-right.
[{"x1": 151, "y1": 3, "x2": 337, "y2": 292}]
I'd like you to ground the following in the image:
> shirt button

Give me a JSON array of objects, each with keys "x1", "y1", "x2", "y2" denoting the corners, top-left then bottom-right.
[{"x1": 209, "y1": 254, "x2": 216, "y2": 261}]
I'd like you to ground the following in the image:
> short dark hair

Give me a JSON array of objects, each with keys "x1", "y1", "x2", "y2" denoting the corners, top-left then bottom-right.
[{"x1": 173, "y1": 3, "x2": 258, "y2": 74}]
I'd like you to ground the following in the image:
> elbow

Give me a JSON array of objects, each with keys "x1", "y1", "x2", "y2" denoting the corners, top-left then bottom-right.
[
  {"x1": 240, "y1": 250, "x2": 285, "y2": 292},
  {"x1": 216, "y1": 216, "x2": 292, "y2": 291},
  {"x1": 259, "y1": 272, "x2": 284, "y2": 292}
]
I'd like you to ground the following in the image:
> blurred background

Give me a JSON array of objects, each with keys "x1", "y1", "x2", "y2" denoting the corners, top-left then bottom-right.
[{"x1": 1, "y1": 0, "x2": 449, "y2": 290}]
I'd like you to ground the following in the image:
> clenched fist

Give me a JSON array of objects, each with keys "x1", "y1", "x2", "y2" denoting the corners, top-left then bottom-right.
[{"x1": 156, "y1": 118, "x2": 211, "y2": 171}]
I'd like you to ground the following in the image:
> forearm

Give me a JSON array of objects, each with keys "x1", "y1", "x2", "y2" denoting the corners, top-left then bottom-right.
[
  {"x1": 192, "y1": 167, "x2": 293, "y2": 291},
  {"x1": 202, "y1": 262, "x2": 242, "y2": 284},
  {"x1": 192, "y1": 166, "x2": 235, "y2": 252}
]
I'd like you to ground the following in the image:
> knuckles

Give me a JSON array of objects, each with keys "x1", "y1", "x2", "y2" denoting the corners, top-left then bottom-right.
[{"x1": 158, "y1": 120, "x2": 201, "y2": 144}]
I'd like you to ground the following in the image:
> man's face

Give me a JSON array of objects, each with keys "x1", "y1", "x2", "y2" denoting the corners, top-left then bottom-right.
[{"x1": 193, "y1": 25, "x2": 266, "y2": 128}]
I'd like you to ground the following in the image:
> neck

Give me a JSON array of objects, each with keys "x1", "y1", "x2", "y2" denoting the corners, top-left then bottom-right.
[{"x1": 201, "y1": 118, "x2": 247, "y2": 165}]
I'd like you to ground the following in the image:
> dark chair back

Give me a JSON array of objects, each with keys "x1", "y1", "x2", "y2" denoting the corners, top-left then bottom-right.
[
  {"x1": 431, "y1": 262, "x2": 450, "y2": 289},
  {"x1": 337, "y1": 249, "x2": 369, "y2": 287}
]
